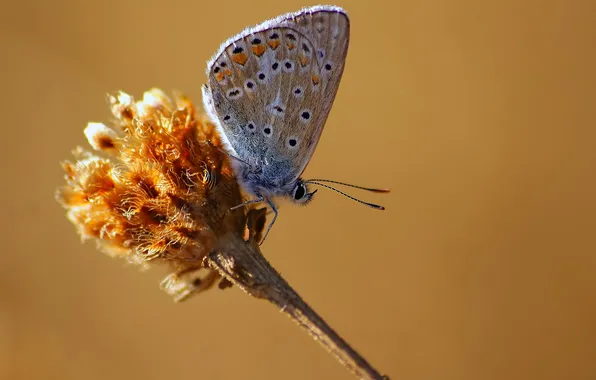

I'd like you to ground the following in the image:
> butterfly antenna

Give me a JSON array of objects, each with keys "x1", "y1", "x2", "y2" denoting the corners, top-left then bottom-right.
[
  {"x1": 306, "y1": 179, "x2": 390, "y2": 193},
  {"x1": 305, "y1": 181, "x2": 386, "y2": 210}
]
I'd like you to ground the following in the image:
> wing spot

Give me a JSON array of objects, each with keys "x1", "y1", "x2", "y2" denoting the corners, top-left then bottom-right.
[
  {"x1": 267, "y1": 32, "x2": 280, "y2": 49},
  {"x1": 315, "y1": 18, "x2": 325, "y2": 33},
  {"x1": 252, "y1": 45, "x2": 267, "y2": 57},
  {"x1": 263, "y1": 125, "x2": 273, "y2": 137},
  {"x1": 325, "y1": 63, "x2": 332, "y2": 71},
  {"x1": 300, "y1": 110, "x2": 312, "y2": 123},
  {"x1": 268, "y1": 102, "x2": 285, "y2": 116},
  {"x1": 285, "y1": 33, "x2": 296, "y2": 50},
  {"x1": 223, "y1": 115, "x2": 231, "y2": 121},
  {"x1": 257, "y1": 72, "x2": 267, "y2": 83},
  {"x1": 226, "y1": 88, "x2": 243, "y2": 100},
  {"x1": 244, "y1": 79, "x2": 256, "y2": 92},
  {"x1": 232, "y1": 46, "x2": 243, "y2": 54},
  {"x1": 231, "y1": 52, "x2": 248, "y2": 65},
  {"x1": 250, "y1": 37, "x2": 267, "y2": 56},
  {"x1": 288, "y1": 138, "x2": 298, "y2": 148},
  {"x1": 283, "y1": 59, "x2": 294, "y2": 72},
  {"x1": 299, "y1": 55, "x2": 310, "y2": 67},
  {"x1": 293, "y1": 86, "x2": 304, "y2": 98}
]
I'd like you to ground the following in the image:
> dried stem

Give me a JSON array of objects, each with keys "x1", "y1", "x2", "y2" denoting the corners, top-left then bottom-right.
[{"x1": 209, "y1": 229, "x2": 389, "y2": 380}]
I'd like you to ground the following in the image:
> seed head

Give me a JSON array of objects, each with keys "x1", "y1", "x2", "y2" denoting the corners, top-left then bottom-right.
[{"x1": 56, "y1": 89, "x2": 248, "y2": 300}]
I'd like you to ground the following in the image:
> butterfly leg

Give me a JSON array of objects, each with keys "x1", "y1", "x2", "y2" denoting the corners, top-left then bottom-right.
[
  {"x1": 259, "y1": 198, "x2": 278, "y2": 245},
  {"x1": 230, "y1": 196, "x2": 264, "y2": 211}
]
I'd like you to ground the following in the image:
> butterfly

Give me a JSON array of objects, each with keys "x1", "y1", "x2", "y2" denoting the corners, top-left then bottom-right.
[{"x1": 202, "y1": 5, "x2": 388, "y2": 243}]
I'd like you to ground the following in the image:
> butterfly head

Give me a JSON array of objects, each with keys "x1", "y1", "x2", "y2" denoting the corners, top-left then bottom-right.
[{"x1": 290, "y1": 179, "x2": 317, "y2": 205}]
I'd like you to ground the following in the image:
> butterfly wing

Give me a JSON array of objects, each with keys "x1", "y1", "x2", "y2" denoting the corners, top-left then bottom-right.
[{"x1": 202, "y1": 6, "x2": 349, "y2": 188}]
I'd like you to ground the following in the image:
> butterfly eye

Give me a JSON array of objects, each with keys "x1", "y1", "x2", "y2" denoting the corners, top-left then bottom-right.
[{"x1": 293, "y1": 183, "x2": 307, "y2": 200}]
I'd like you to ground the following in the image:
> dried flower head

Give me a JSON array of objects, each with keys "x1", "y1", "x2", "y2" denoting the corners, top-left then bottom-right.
[{"x1": 56, "y1": 89, "x2": 251, "y2": 300}]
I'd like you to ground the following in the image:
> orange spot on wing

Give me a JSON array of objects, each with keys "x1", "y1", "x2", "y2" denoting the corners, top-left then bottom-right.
[
  {"x1": 216, "y1": 72, "x2": 225, "y2": 82},
  {"x1": 267, "y1": 40, "x2": 280, "y2": 50},
  {"x1": 224, "y1": 69, "x2": 232, "y2": 76},
  {"x1": 287, "y1": 42, "x2": 295, "y2": 50},
  {"x1": 232, "y1": 52, "x2": 248, "y2": 65},
  {"x1": 299, "y1": 55, "x2": 310, "y2": 67},
  {"x1": 252, "y1": 44, "x2": 267, "y2": 57},
  {"x1": 312, "y1": 75, "x2": 320, "y2": 85}
]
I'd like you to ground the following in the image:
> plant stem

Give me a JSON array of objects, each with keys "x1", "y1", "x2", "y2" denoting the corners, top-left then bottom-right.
[{"x1": 209, "y1": 232, "x2": 389, "y2": 380}]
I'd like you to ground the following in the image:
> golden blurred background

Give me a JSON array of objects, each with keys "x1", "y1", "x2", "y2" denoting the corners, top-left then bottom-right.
[{"x1": 1, "y1": 0, "x2": 595, "y2": 379}]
